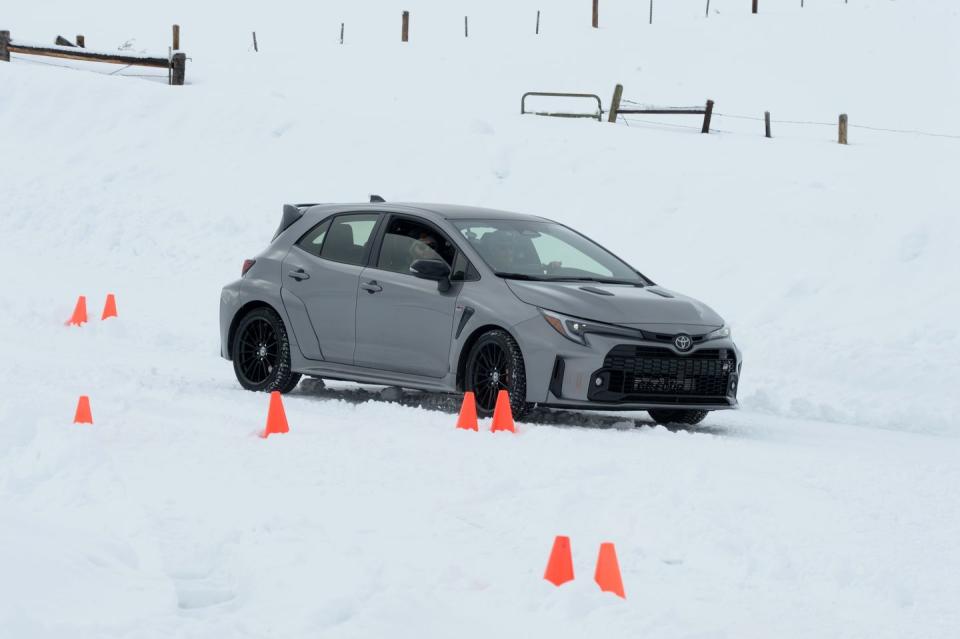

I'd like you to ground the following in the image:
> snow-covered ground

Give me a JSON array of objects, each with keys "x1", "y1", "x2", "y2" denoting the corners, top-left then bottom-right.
[{"x1": 1, "y1": 1, "x2": 958, "y2": 637}]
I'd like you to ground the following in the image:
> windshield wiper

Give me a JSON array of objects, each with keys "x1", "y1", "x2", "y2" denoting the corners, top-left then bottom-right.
[{"x1": 494, "y1": 272, "x2": 548, "y2": 281}]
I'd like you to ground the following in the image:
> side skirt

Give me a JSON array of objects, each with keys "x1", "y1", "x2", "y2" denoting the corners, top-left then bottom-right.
[{"x1": 295, "y1": 361, "x2": 456, "y2": 394}]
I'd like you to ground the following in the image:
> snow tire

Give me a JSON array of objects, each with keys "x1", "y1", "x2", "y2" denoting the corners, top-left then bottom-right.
[
  {"x1": 232, "y1": 306, "x2": 301, "y2": 394},
  {"x1": 464, "y1": 329, "x2": 529, "y2": 419}
]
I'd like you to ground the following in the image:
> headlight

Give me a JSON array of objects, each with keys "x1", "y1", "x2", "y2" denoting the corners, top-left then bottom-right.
[
  {"x1": 540, "y1": 309, "x2": 591, "y2": 345},
  {"x1": 540, "y1": 309, "x2": 651, "y2": 344},
  {"x1": 703, "y1": 325, "x2": 732, "y2": 341}
]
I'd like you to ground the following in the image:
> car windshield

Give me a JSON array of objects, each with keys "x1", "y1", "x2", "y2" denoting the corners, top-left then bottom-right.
[{"x1": 454, "y1": 220, "x2": 646, "y2": 284}]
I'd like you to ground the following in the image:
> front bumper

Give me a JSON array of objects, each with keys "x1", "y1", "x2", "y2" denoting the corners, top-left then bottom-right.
[
  {"x1": 583, "y1": 343, "x2": 739, "y2": 407},
  {"x1": 513, "y1": 315, "x2": 741, "y2": 411}
]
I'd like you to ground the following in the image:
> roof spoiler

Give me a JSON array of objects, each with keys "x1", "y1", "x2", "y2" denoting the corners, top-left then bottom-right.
[{"x1": 273, "y1": 203, "x2": 318, "y2": 240}]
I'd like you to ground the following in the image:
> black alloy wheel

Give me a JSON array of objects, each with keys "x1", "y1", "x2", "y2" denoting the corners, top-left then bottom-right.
[
  {"x1": 464, "y1": 329, "x2": 528, "y2": 418},
  {"x1": 232, "y1": 307, "x2": 301, "y2": 393}
]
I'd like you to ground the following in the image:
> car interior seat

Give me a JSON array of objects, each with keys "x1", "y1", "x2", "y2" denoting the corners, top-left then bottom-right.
[{"x1": 324, "y1": 222, "x2": 360, "y2": 263}]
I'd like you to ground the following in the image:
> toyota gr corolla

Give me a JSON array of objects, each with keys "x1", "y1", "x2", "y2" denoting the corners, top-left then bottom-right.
[{"x1": 220, "y1": 200, "x2": 741, "y2": 424}]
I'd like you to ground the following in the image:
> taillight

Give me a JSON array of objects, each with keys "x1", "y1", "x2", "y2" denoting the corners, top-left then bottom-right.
[{"x1": 241, "y1": 259, "x2": 256, "y2": 276}]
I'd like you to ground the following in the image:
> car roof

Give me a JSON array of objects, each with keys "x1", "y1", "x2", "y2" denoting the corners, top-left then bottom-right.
[
  {"x1": 303, "y1": 202, "x2": 550, "y2": 223},
  {"x1": 405, "y1": 203, "x2": 549, "y2": 222}
]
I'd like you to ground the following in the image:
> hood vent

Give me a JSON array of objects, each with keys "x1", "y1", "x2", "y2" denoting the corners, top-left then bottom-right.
[
  {"x1": 646, "y1": 287, "x2": 675, "y2": 299},
  {"x1": 579, "y1": 286, "x2": 614, "y2": 296}
]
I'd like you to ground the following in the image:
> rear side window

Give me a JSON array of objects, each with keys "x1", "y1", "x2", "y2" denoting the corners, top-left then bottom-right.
[
  {"x1": 319, "y1": 214, "x2": 379, "y2": 266},
  {"x1": 296, "y1": 219, "x2": 331, "y2": 257}
]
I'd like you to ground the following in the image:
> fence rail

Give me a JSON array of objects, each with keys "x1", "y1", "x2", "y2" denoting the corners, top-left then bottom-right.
[
  {"x1": 613, "y1": 93, "x2": 715, "y2": 133},
  {"x1": 0, "y1": 31, "x2": 187, "y2": 85}
]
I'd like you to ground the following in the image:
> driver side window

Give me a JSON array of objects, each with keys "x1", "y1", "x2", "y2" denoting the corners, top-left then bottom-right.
[{"x1": 377, "y1": 218, "x2": 456, "y2": 275}]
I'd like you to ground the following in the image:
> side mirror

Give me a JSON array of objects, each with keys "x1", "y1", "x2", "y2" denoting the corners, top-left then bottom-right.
[{"x1": 410, "y1": 258, "x2": 452, "y2": 291}]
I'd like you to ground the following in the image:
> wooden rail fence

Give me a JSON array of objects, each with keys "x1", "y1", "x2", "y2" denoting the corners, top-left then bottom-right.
[
  {"x1": 0, "y1": 30, "x2": 187, "y2": 85},
  {"x1": 609, "y1": 84, "x2": 715, "y2": 133}
]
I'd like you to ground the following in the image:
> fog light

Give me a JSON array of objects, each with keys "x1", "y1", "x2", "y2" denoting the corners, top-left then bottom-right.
[
  {"x1": 727, "y1": 374, "x2": 739, "y2": 397},
  {"x1": 594, "y1": 376, "x2": 603, "y2": 387}
]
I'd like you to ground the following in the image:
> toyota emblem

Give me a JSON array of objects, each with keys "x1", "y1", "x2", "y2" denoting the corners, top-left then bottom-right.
[{"x1": 674, "y1": 334, "x2": 692, "y2": 352}]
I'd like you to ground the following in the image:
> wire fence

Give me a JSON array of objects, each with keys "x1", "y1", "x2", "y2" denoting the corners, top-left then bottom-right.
[
  {"x1": 616, "y1": 98, "x2": 959, "y2": 140},
  {"x1": 714, "y1": 112, "x2": 960, "y2": 140},
  {"x1": 619, "y1": 116, "x2": 733, "y2": 134}
]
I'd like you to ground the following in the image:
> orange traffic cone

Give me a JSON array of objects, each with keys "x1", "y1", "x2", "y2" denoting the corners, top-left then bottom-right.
[
  {"x1": 261, "y1": 391, "x2": 289, "y2": 438},
  {"x1": 544, "y1": 535, "x2": 575, "y2": 586},
  {"x1": 456, "y1": 392, "x2": 479, "y2": 431},
  {"x1": 73, "y1": 395, "x2": 93, "y2": 424},
  {"x1": 594, "y1": 542, "x2": 626, "y2": 598},
  {"x1": 490, "y1": 390, "x2": 515, "y2": 433},
  {"x1": 66, "y1": 296, "x2": 88, "y2": 326},
  {"x1": 101, "y1": 293, "x2": 118, "y2": 320}
]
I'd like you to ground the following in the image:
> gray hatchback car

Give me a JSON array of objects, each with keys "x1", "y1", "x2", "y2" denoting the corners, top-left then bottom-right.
[{"x1": 220, "y1": 200, "x2": 741, "y2": 424}]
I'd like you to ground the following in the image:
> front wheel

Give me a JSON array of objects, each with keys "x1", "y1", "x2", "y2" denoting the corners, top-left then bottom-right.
[
  {"x1": 231, "y1": 307, "x2": 301, "y2": 393},
  {"x1": 464, "y1": 329, "x2": 529, "y2": 419},
  {"x1": 647, "y1": 409, "x2": 708, "y2": 426}
]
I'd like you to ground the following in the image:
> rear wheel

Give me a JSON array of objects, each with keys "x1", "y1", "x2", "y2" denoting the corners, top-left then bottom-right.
[
  {"x1": 232, "y1": 307, "x2": 301, "y2": 393},
  {"x1": 464, "y1": 329, "x2": 528, "y2": 419},
  {"x1": 647, "y1": 409, "x2": 708, "y2": 426}
]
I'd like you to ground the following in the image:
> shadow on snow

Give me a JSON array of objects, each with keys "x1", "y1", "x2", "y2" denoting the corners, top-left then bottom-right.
[{"x1": 291, "y1": 378, "x2": 730, "y2": 436}]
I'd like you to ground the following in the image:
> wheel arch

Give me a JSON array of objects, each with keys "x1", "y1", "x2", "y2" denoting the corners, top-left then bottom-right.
[
  {"x1": 455, "y1": 323, "x2": 524, "y2": 392},
  {"x1": 226, "y1": 300, "x2": 285, "y2": 361}
]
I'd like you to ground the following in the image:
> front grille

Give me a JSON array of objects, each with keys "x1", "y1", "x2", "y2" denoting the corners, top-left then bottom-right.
[{"x1": 600, "y1": 345, "x2": 735, "y2": 399}]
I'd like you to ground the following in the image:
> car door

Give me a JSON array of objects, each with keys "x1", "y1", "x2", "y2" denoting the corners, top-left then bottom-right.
[
  {"x1": 281, "y1": 213, "x2": 380, "y2": 364},
  {"x1": 354, "y1": 215, "x2": 461, "y2": 378}
]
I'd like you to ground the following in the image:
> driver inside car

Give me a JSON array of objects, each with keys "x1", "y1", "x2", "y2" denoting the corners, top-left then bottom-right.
[{"x1": 409, "y1": 230, "x2": 441, "y2": 263}]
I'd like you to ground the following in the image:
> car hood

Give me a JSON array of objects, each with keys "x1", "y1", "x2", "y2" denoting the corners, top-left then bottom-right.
[{"x1": 505, "y1": 281, "x2": 724, "y2": 328}]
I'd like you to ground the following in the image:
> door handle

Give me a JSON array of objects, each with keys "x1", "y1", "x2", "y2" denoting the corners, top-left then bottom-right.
[
  {"x1": 288, "y1": 269, "x2": 310, "y2": 281},
  {"x1": 360, "y1": 280, "x2": 382, "y2": 293}
]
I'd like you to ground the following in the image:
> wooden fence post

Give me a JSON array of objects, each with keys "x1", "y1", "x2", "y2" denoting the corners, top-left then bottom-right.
[
  {"x1": 536, "y1": 10, "x2": 541, "y2": 34},
  {"x1": 171, "y1": 52, "x2": 186, "y2": 85},
  {"x1": 340, "y1": 23, "x2": 344, "y2": 44},
  {"x1": 764, "y1": 111, "x2": 771, "y2": 138},
  {"x1": 706, "y1": 0, "x2": 711, "y2": 17},
  {"x1": 649, "y1": 0, "x2": 654, "y2": 25},
  {"x1": 608, "y1": 84, "x2": 623, "y2": 123},
  {"x1": 402, "y1": 11, "x2": 409, "y2": 42},
  {"x1": 838, "y1": 114, "x2": 848, "y2": 144},
  {"x1": 465, "y1": 16, "x2": 468, "y2": 37},
  {"x1": 592, "y1": 0, "x2": 599, "y2": 28},
  {"x1": 0, "y1": 31, "x2": 10, "y2": 62},
  {"x1": 701, "y1": 99, "x2": 714, "y2": 133},
  {"x1": 252, "y1": 31, "x2": 258, "y2": 52},
  {"x1": 76, "y1": 34, "x2": 85, "y2": 48},
  {"x1": 172, "y1": 24, "x2": 180, "y2": 50},
  {"x1": 752, "y1": 0, "x2": 758, "y2": 14}
]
